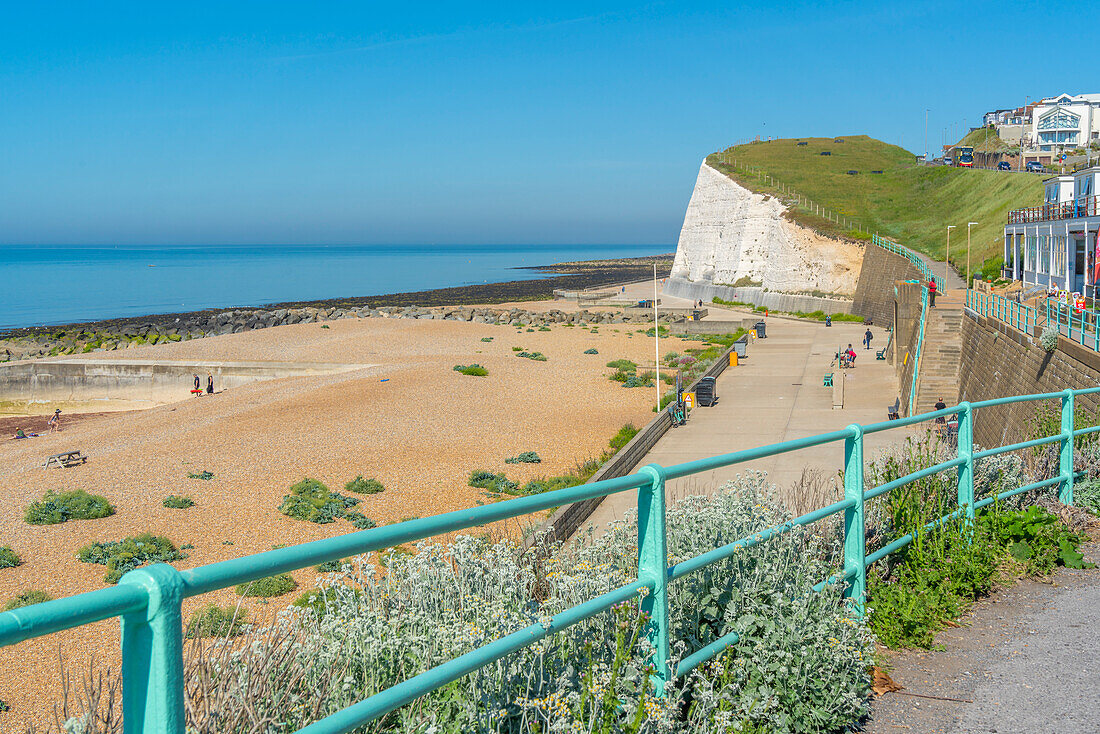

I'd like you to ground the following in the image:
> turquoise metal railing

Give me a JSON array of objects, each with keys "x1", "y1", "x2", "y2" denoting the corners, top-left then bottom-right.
[
  {"x1": 872, "y1": 234, "x2": 944, "y2": 292},
  {"x1": 907, "y1": 280, "x2": 928, "y2": 417},
  {"x1": 1046, "y1": 298, "x2": 1100, "y2": 353},
  {"x1": 967, "y1": 289, "x2": 1039, "y2": 335},
  {"x1": 1, "y1": 388, "x2": 1097, "y2": 734}
]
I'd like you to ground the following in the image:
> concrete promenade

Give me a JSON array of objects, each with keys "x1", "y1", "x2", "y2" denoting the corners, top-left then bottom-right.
[{"x1": 583, "y1": 310, "x2": 909, "y2": 530}]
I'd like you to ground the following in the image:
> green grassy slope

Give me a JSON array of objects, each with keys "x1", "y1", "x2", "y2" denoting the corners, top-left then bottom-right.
[{"x1": 708, "y1": 135, "x2": 1044, "y2": 275}]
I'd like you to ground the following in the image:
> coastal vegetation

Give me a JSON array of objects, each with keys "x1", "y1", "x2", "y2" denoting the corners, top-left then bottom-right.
[
  {"x1": 186, "y1": 604, "x2": 248, "y2": 639},
  {"x1": 0, "y1": 546, "x2": 20, "y2": 569},
  {"x1": 4, "y1": 590, "x2": 52, "y2": 611},
  {"x1": 163, "y1": 495, "x2": 195, "y2": 509},
  {"x1": 515, "y1": 351, "x2": 548, "y2": 361},
  {"x1": 345, "y1": 476, "x2": 385, "y2": 494},
  {"x1": 24, "y1": 489, "x2": 114, "y2": 526},
  {"x1": 453, "y1": 363, "x2": 489, "y2": 376},
  {"x1": 505, "y1": 451, "x2": 541, "y2": 464},
  {"x1": 278, "y1": 478, "x2": 368, "y2": 527},
  {"x1": 77, "y1": 533, "x2": 182, "y2": 584},
  {"x1": 709, "y1": 135, "x2": 1042, "y2": 273},
  {"x1": 235, "y1": 573, "x2": 298, "y2": 598},
  {"x1": 187, "y1": 470, "x2": 215, "y2": 480}
]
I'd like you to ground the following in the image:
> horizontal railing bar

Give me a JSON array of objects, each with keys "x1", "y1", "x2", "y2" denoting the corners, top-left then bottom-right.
[
  {"x1": 862, "y1": 406, "x2": 957, "y2": 435},
  {"x1": 863, "y1": 457, "x2": 967, "y2": 501},
  {"x1": 864, "y1": 533, "x2": 914, "y2": 567},
  {"x1": 968, "y1": 391, "x2": 1067, "y2": 409},
  {"x1": 810, "y1": 564, "x2": 858, "y2": 593},
  {"x1": 295, "y1": 579, "x2": 649, "y2": 734},
  {"x1": 661, "y1": 428, "x2": 856, "y2": 480},
  {"x1": 1073, "y1": 425, "x2": 1100, "y2": 437},
  {"x1": 0, "y1": 585, "x2": 148, "y2": 647},
  {"x1": 184, "y1": 473, "x2": 649, "y2": 596},
  {"x1": 675, "y1": 629, "x2": 741, "y2": 677},
  {"x1": 992, "y1": 475, "x2": 1064, "y2": 502},
  {"x1": 972, "y1": 433, "x2": 1065, "y2": 460},
  {"x1": 666, "y1": 498, "x2": 855, "y2": 582}
]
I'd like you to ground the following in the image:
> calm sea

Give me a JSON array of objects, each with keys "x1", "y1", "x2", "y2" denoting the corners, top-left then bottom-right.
[{"x1": 0, "y1": 244, "x2": 667, "y2": 330}]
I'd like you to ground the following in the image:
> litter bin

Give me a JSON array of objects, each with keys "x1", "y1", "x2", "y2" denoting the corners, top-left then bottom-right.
[
  {"x1": 692, "y1": 310, "x2": 703, "y2": 321},
  {"x1": 755, "y1": 320, "x2": 767, "y2": 339},
  {"x1": 733, "y1": 338, "x2": 748, "y2": 358},
  {"x1": 695, "y1": 376, "x2": 717, "y2": 407}
]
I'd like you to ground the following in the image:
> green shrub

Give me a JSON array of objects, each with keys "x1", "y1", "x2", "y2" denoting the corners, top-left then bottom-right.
[
  {"x1": 504, "y1": 451, "x2": 541, "y2": 464},
  {"x1": 621, "y1": 372, "x2": 653, "y2": 388},
  {"x1": 344, "y1": 511, "x2": 377, "y2": 530},
  {"x1": 278, "y1": 478, "x2": 360, "y2": 524},
  {"x1": 467, "y1": 470, "x2": 519, "y2": 494},
  {"x1": 583, "y1": 348, "x2": 598, "y2": 354},
  {"x1": 24, "y1": 490, "x2": 114, "y2": 525},
  {"x1": 1074, "y1": 478, "x2": 1100, "y2": 515},
  {"x1": 186, "y1": 604, "x2": 247, "y2": 638},
  {"x1": 77, "y1": 534, "x2": 181, "y2": 584},
  {"x1": 515, "y1": 351, "x2": 547, "y2": 361},
  {"x1": 1040, "y1": 325, "x2": 1059, "y2": 352},
  {"x1": 609, "y1": 424, "x2": 639, "y2": 450},
  {"x1": 605, "y1": 359, "x2": 637, "y2": 371},
  {"x1": 987, "y1": 505, "x2": 1094, "y2": 574},
  {"x1": 512, "y1": 346, "x2": 523, "y2": 351},
  {"x1": 235, "y1": 573, "x2": 298, "y2": 598},
  {"x1": 315, "y1": 558, "x2": 352, "y2": 572},
  {"x1": 4, "y1": 590, "x2": 52, "y2": 611},
  {"x1": 521, "y1": 475, "x2": 583, "y2": 495},
  {"x1": 163, "y1": 495, "x2": 194, "y2": 509},
  {"x1": 0, "y1": 546, "x2": 20, "y2": 569},
  {"x1": 452, "y1": 364, "x2": 489, "y2": 376},
  {"x1": 345, "y1": 476, "x2": 385, "y2": 494},
  {"x1": 609, "y1": 369, "x2": 631, "y2": 383},
  {"x1": 187, "y1": 470, "x2": 215, "y2": 480},
  {"x1": 480, "y1": 337, "x2": 493, "y2": 342}
]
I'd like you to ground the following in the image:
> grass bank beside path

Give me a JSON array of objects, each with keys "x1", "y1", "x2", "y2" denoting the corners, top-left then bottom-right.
[{"x1": 709, "y1": 135, "x2": 1043, "y2": 273}]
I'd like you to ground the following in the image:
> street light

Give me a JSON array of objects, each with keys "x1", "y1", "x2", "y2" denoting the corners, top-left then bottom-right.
[
  {"x1": 947, "y1": 225, "x2": 956, "y2": 287},
  {"x1": 967, "y1": 222, "x2": 979, "y2": 287}
]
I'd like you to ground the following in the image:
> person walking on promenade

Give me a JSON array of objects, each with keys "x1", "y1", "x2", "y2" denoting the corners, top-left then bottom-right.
[
  {"x1": 928, "y1": 278, "x2": 937, "y2": 307},
  {"x1": 934, "y1": 397, "x2": 947, "y2": 423},
  {"x1": 206, "y1": 373, "x2": 214, "y2": 394},
  {"x1": 864, "y1": 328, "x2": 873, "y2": 350},
  {"x1": 193, "y1": 374, "x2": 200, "y2": 391}
]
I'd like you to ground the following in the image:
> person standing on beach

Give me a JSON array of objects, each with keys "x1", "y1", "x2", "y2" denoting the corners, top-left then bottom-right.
[
  {"x1": 864, "y1": 328, "x2": 873, "y2": 350},
  {"x1": 207, "y1": 373, "x2": 214, "y2": 394},
  {"x1": 193, "y1": 374, "x2": 200, "y2": 391},
  {"x1": 47, "y1": 409, "x2": 61, "y2": 433}
]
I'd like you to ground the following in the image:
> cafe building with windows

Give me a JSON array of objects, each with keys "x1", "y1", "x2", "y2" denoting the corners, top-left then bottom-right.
[{"x1": 1004, "y1": 167, "x2": 1100, "y2": 295}]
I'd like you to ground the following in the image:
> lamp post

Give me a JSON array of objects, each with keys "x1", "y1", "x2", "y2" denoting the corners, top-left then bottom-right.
[
  {"x1": 947, "y1": 225, "x2": 956, "y2": 287},
  {"x1": 967, "y1": 222, "x2": 979, "y2": 287},
  {"x1": 924, "y1": 109, "x2": 929, "y2": 163}
]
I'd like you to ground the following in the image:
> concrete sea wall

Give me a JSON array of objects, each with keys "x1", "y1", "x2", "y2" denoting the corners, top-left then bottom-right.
[
  {"x1": 851, "y1": 242, "x2": 925, "y2": 326},
  {"x1": 0, "y1": 359, "x2": 367, "y2": 409}
]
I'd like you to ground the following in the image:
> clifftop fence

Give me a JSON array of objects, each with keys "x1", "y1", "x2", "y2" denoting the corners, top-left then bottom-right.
[{"x1": 2, "y1": 385, "x2": 1094, "y2": 733}]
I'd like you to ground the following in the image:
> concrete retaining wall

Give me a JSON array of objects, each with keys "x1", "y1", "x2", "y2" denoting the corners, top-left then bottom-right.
[
  {"x1": 539, "y1": 344, "x2": 739, "y2": 543},
  {"x1": 664, "y1": 278, "x2": 853, "y2": 315},
  {"x1": 894, "y1": 281, "x2": 923, "y2": 415},
  {"x1": 852, "y1": 243, "x2": 924, "y2": 326},
  {"x1": 0, "y1": 359, "x2": 366, "y2": 408},
  {"x1": 959, "y1": 310, "x2": 1100, "y2": 449}
]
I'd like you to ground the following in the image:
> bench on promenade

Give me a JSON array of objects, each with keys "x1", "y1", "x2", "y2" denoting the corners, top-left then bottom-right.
[
  {"x1": 876, "y1": 332, "x2": 893, "y2": 360},
  {"x1": 887, "y1": 398, "x2": 900, "y2": 420},
  {"x1": 823, "y1": 372, "x2": 833, "y2": 387},
  {"x1": 44, "y1": 450, "x2": 87, "y2": 469}
]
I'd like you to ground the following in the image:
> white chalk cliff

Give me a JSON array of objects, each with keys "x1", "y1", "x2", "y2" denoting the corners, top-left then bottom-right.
[{"x1": 665, "y1": 162, "x2": 862, "y2": 304}]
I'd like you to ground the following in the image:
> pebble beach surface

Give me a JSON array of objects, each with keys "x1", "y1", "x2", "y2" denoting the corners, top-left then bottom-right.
[{"x1": 0, "y1": 308, "x2": 694, "y2": 729}]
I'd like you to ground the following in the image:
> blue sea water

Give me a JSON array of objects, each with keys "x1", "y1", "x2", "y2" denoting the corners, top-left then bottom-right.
[{"x1": 0, "y1": 244, "x2": 668, "y2": 330}]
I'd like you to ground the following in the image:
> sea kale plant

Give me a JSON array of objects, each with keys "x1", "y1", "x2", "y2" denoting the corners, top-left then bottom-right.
[{"x1": 45, "y1": 474, "x2": 872, "y2": 734}]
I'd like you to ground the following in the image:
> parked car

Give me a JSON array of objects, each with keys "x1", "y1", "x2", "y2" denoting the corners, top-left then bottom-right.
[
  {"x1": 997, "y1": 161, "x2": 1012, "y2": 171},
  {"x1": 1025, "y1": 161, "x2": 1044, "y2": 173},
  {"x1": 944, "y1": 157, "x2": 953, "y2": 166}
]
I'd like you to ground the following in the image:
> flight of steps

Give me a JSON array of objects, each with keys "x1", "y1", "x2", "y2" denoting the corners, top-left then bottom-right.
[{"x1": 914, "y1": 296, "x2": 963, "y2": 415}]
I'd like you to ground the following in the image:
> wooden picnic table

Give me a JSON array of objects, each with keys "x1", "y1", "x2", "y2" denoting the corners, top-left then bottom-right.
[{"x1": 43, "y1": 450, "x2": 87, "y2": 469}]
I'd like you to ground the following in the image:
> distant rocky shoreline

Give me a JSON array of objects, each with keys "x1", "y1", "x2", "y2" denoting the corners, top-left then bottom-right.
[{"x1": 0, "y1": 254, "x2": 673, "y2": 361}]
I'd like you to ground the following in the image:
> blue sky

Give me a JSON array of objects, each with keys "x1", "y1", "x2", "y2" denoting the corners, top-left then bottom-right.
[{"x1": 1, "y1": 1, "x2": 1094, "y2": 246}]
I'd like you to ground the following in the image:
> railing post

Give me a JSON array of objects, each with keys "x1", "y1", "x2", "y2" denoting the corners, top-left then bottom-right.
[
  {"x1": 842, "y1": 425, "x2": 866, "y2": 617},
  {"x1": 637, "y1": 464, "x2": 670, "y2": 692},
  {"x1": 957, "y1": 402, "x2": 975, "y2": 532},
  {"x1": 1060, "y1": 390, "x2": 1075, "y2": 505},
  {"x1": 119, "y1": 564, "x2": 186, "y2": 734}
]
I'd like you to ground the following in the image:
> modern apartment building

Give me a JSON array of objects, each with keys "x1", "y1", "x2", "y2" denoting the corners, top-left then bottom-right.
[{"x1": 1004, "y1": 167, "x2": 1100, "y2": 294}]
